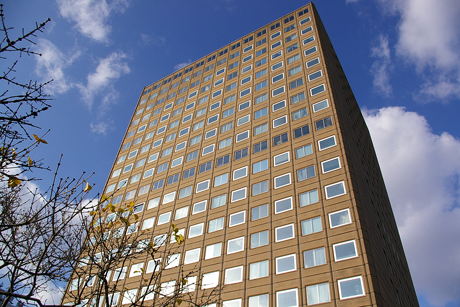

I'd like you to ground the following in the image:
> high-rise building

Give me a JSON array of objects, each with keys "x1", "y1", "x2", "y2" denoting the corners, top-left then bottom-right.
[{"x1": 65, "y1": 2, "x2": 419, "y2": 306}]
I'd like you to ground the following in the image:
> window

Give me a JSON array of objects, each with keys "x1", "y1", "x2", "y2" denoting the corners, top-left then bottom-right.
[
  {"x1": 113, "y1": 267, "x2": 127, "y2": 281},
  {"x1": 242, "y1": 64, "x2": 252, "y2": 73},
  {"x1": 152, "y1": 179, "x2": 164, "y2": 190},
  {"x1": 250, "y1": 260, "x2": 269, "y2": 279},
  {"x1": 224, "y1": 94, "x2": 236, "y2": 104},
  {"x1": 302, "y1": 35, "x2": 315, "y2": 45},
  {"x1": 217, "y1": 58, "x2": 227, "y2": 65},
  {"x1": 272, "y1": 61, "x2": 283, "y2": 71},
  {"x1": 322, "y1": 157, "x2": 341, "y2": 173},
  {"x1": 276, "y1": 254, "x2": 296, "y2": 274},
  {"x1": 276, "y1": 224, "x2": 295, "y2": 243},
  {"x1": 318, "y1": 135, "x2": 337, "y2": 151},
  {"x1": 148, "y1": 197, "x2": 160, "y2": 209},
  {"x1": 184, "y1": 248, "x2": 200, "y2": 264},
  {"x1": 252, "y1": 204, "x2": 268, "y2": 220},
  {"x1": 271, "y1": 41, "x2": 281, "y2": 49},
  {"x1": 157, "y1": 126, "x2": 166, "y2": 134},
  {"x1": 214, "y1": 173, "x2": 228, "y2": 187},
  {"x1": 299, "y1": 189, "x2": 319, "y2": 207},
  {"x1": 157, "y1": 212, "x2": 171, "y2": 225},
  {"x1": 243, "y1": 54, "x2": 252, "y2": 62},
  {"x1": 223, "y1": 299, "x2": 242, "y2": 307},
  {"x1": 231, "y1": 187, "x2": 247, "y2": 202},
  {"x1": 315, "y1": 116, "x2": 332, "y2": 130},
  {"x1": 227, "y1": 236, "x2": 244, "y2": 254},
  {"x1": 162, "y1": 147, "x2": 172, "y2": 157},
  {"x1": 234, "y1": 147, "x2": 249, "y2": 160},
  {"x1": 273, "y1": 133, "x2": 288, "y2": 146},
  {"x1": 325, "y1": 181, "x2": 346, "y2": 199},
  {"x1": 237, "y1": 114, "x2": 250, "y2": 126},
  {"x1": 239, "y1": 100, "x2": 250, "y2": 110},
  {"x1": 205, "y1": 129, "x2": 217, "y2": 139},
  {"x1": 256, "y1": 48, "x2": 267, "y2": 57},
  {"x1": 272, "y1": 100, "x2": 286, "y2": 112},
  {"x1": 272, "y1": 86, "x2": 285, "y2": 96},
  {"x1": 292, "y1": 108, "x2": 308, "y2": 121},
  {"x1": 193, "y1": 200, "x2": 206, "y2": 214},
  {"x1": 301, "y1": 217, "x2": 322, "y2": 235},
  {"x1": 274, "y1": 152, "x2": 290, "y2": 166},
  {"x1": 276, "y1": 289, "x2": 298, "y2": 307},
  {"x1": 202, "y1": 144, "x2": 215, "y2": 155},
  {"x1": 253, "y1": 159, "x2": 268, "y2": 173},
  {"x1": 187, "y1": 150, "x2": 199, "y2": 162},
  {"x1": 209, "y1": 217, "x2": 224, "y2": 232},
  {"x1": 286, "y1": 43, "x2": 298, "y2": 53},
  {"x1": 308, "y1": 70, "x2": 322, "y2": 81},
  {"x1": 189, "y1": 223, "x2": 204, "y2": 238},
  {"x1": 304, "y1": 247, "x2": 326, "y2": 268},
  {"x1": 254, "y1": 140, "x2": 268, "y2": 153},
  {"x1": 199, "y1": 161, "x2": 212, "y2": 174},
  {"x1": 274, "y1": 173, "x2": 291, "y2": 189},
  {"x1": 256, "y1": 57, "x2": 267, "y2": 67},
  {"x1": 291, "y1": 92, "x2": 306, "y2": 105},
  {"x1": 223, "y1": 107, "x2": 234, "y2": 118},
  {"x1": 250, "y1": 230, "x2": 268, "y2": 248},
  {"x1": 275, "y1": 197, "x2": 293, "y2": 214},
  {"x1": 338, "y1": 276, "x2": 365, "y2": 299},
  {"x1": 254, "y1": 107, "x2": 268, "y2": 119},
  {"x1": 225, "y1": 266, "x2": 243, "y2": 284},
  {"x1": 236, "y1": 130, "x2": 249, "y2": 142},
  {"x1": 251, "y1": 180, "x2": 268, "y2": 197},
  {"x1": 205, "y1": 242, "x2": 222, "y2": 259},
  {"x1": 333, "y1": 240, "x2": 358, "y2": 261},
  {"x1": 289, "y1": 78, "x2": 303, "y2": 90},
  {"x1": 255, "y1": 81, "x2": 267, "y2": 91},
  {"x1": 310, "y1": 100, "x2": 328, "y2": 113},
  {"x1": 294, "y1": 125, "x2": 310, "y2": 138},
  {"x1": 233, "y1": 166, "x2": 248, "y2": 180},
  {"x1": 306, "y1": 283, "x2": 330, "y2": 305},
  {"x1": 249, "y1": 294, "x2": 269, "y2": 307},
  {"x1": 306, "y1": 58, "x2": 320, "y2": 68},
  {"x1": 142, "y1": 217, "x2": 155, "y2": 230},
  {"x1": 304, "y1": 46, "x2": 317, "y2": 56},
  {"x1": 229, "y1": 61, "x2": 239, "y2": 70},
  {"x1": 219, "y1": 137, "x2": 232, "y2": 149},
  {"x1": 229, "y1": 211, "x2": 245, "y2": 227},
  {"x1": 272, "y1": 73, "x2": 284, "y2": 83},
  {"x1": 196, "y1": 180, "x2": 210, "y2": 193},
  {"x1": 176, "y1": 141, "x2": 187, "y2": 151},
  {"x1": 123, "y1": 164, "x2": 133, "y2": 173},
  {"x1": 179, "y1": 186, "x2": 192, "y2": 199},
  {"x1": 175, "y1": 206, "x2": 188, "y2": 220},
  {"x1": 212, "y1": 194, "x2": 226, "y2": 208},
  {"x1": 297, "y1": 165, "x2": 315, "y2": 181},
  {"x1": 273, "y1": 115, "x2": 287, "y2": 128},
  {"x1": 196, "y1": 107, "x2": 207, "y2": 117},
  {"x1": 163, "y1": 189, "x2": 177, "y2": 204},
  {"x1": 210, "y1": 101, "x2": 221, "y2": 111},
  {"x1": 328, "y1": 209, "x2": 351, "y2": 228},
  {"x1": 202, "y1": 271, "x2": 219, "y2": 289},
  {"x1": 167, "y1": 173, "x2": 179, "y2": 185},
  {"x1": 240, "y1": 88, "x2": 251, "y2": 97},
  {"x1": 271, "y1": 51, "x2": 282, "y2": 60}
]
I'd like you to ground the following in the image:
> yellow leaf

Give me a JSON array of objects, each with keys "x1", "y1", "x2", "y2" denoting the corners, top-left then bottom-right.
[
  {"x1": 175, "y1": 234, "x2": 185, "y2": 245},
  {"x1": 134, "y1": 214, "x2": 139, "y2": 220},
  {"x1": 84, "y1": 182, "x2": 92, "y2": 192},
  {"x1": 101, "y1": 195, "x2": 108, "y2": 202},
  {"x1": 28, "y1": 156, "x2": 33, "y2": 166},
  {"x1": 107, "y1": 221, "x2": 113, "y2": 228},
  {"x1": 90, "y1": 211, "x2": 97, "y2": 216},
  {"x1": 118, "y1": 208, "x2": 125, "y2": 213},
  {"x1": 128, "y1": 201, "x2": 134, "y2": 207},
  {"x1": 149, "y1": 242, "x2": 154, "y2": 248},
  {"x1": 8, "y1": 177, "x2": 21, "y2": 188},
  {"x1": 176, "y1": 299, "x2": 182, "y2": 305},
  {"x1": 12, "y1": 148, "x2": 17, "y2": 159},
  {"x1": 181, "y1": 278, "x2": 188, "y2": 285},
  {"x1": 144, "y1": 279, "x2": 149, "y2": 283},
  {"x1": 33, "y1": 134, "x2": 48, "y2": 144}
]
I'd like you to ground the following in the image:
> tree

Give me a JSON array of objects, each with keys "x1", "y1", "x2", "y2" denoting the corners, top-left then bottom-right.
[{"x1": 0, "y1": 5, "x2": 220, "y2": 307}]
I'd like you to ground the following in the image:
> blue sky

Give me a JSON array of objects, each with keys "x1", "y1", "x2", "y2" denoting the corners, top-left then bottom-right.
[{"x1": 5, "y1": 0, "x2": 460, "y2": 306}]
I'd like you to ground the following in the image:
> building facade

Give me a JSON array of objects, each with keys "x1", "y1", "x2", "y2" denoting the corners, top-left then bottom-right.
[{"x1": 65, "y1": 2, "x2": 419, "y2": 306}]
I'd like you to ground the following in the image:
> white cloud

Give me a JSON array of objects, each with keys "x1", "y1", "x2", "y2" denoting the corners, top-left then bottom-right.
[
  {"x1": 377, "y1": 0, "x2": 460, "y2": 101},
  {"x1": 90, "y1": 121, "x2": 112, "y2": 135},
  {"x1": 77, "y1": 52, "x2": 130, "y2": 109},
  {"x1": 174, "y1": 60, "x2": 192, "y2": 71},
  {"x1": 34, "y1": 39, "x2": 80, "y2": 94},
  {"x1": 56, "y1": 0, "x2": 130, "y2": 42},
  {"x1": 363, "y1": 107, "x2": 460, "y2": 306},
  {"x1": 140, "y1": 33, "x2": 166, "y2": 46},
  {"x1": 370, "y1": 34, "x2": 393, "y2": 97}
]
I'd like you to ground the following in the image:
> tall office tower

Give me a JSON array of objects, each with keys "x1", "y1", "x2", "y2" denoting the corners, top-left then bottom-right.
[{"x1": 65, "y1": 2, "x2": 419, "y2": 307}]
